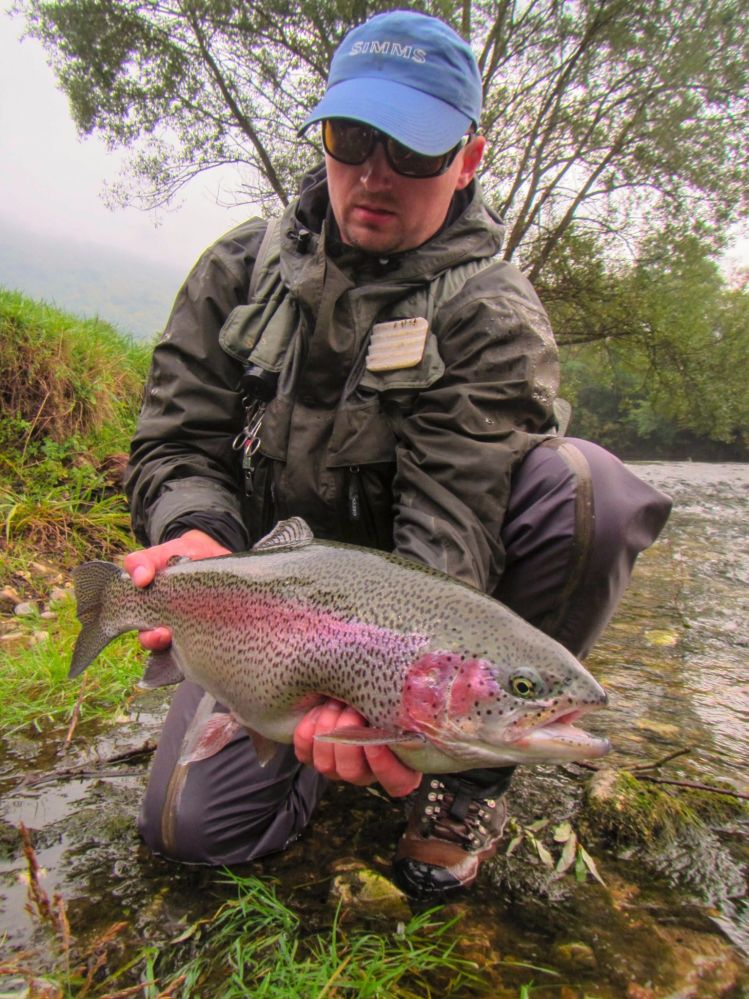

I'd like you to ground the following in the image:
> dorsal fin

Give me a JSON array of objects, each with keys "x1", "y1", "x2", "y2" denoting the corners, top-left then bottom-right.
[{"x1": 252, "y1": 517, "x2": 314, "y2": 552}]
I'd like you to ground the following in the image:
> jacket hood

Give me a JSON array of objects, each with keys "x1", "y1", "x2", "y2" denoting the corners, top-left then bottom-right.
[{"x1": 280, "y1": 164, "x2": 505, "y2": 286}]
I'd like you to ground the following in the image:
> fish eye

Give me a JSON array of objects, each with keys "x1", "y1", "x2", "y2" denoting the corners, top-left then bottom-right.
[{"x1": 509, "y1": 670, "x2": 542, "y2": 699}]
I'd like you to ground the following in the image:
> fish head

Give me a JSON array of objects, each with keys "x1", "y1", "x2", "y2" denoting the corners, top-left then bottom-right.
[{"x1": 399, "y1": 644, "x2": 610, "y2": 767}]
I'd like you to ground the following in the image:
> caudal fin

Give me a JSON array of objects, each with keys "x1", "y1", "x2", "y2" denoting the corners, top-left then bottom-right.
[{"x1": 69, "y1": 560, "x2": 125, "y2": 678}]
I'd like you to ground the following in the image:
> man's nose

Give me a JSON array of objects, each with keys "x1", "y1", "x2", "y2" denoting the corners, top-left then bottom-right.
[{"x1": 360, "y1": 144, "x2": 394, "y2": 190}]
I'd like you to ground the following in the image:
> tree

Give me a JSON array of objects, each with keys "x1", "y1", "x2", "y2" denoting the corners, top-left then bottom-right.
[
  {"x1": 554, "y1": 233, "x2": 749, "y2": 453},
  {"x1": 14, "y1": 0, "x2": 749, "y2": 279}
]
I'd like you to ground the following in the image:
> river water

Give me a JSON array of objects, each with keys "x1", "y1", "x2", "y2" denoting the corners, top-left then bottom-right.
[
  {"x1": 589, "y1": 461, "x2": 748, "y2": 794},
  {"x1": 0, "y1": 460, "x2": 747, "y2": 996}
]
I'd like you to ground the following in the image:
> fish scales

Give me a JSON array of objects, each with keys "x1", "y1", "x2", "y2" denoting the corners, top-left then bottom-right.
[{"x1": 70, "y1": 518, "x2": 611, "y2": 771}]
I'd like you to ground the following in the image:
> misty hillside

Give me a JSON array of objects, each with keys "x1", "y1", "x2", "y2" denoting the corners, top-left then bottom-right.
[{"x1": 0, "y1": 220, "x2": 185, "y2": 340}]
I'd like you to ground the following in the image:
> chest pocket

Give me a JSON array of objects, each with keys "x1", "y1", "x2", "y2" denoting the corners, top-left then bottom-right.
[
  {"x1": 218, "y1": 219, "x2": 300, "y2": 374},
  {"x1": 326, "y1": 255, "x2": 496, "y2": 466},
  {"x1": 359, "y1": 330, "x2": 445, "y2": 394},
  {"x1": 323, "y1": 334, "x2": 444, "y2": 467}
]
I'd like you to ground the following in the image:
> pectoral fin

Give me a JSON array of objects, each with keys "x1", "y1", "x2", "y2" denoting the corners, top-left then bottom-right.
[
  {"x1": 179, "y1": 711, "x2": 244, "y2": 764},
  {"x1": 176, "y1": 697, "x2": 282, "y2": 768},
  {"x1": 315, "y1": 726, "x2": 426, "y2": 749}
]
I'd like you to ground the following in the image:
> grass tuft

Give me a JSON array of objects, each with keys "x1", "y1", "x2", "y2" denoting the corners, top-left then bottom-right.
[
  {"x1": 0, "y1": 287, "x2": 150, "y2": 447},
  {"x1": 0, "y1": 287, "x2": 149, "y2": 577},
  {"x1": 0, "y1": 592, "x2": 144, "y2": 737},
  {"x1": 156, "y1": 872, "x2": 484, "y2": 998}
]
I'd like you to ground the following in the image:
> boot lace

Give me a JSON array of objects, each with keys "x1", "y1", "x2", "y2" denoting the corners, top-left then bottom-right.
[{"x1": 417, "y1": 777, "x2": 500, "y2": 852}]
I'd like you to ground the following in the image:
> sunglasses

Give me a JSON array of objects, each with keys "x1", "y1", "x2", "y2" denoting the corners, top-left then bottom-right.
[{"x1": 322, "y1": 119, "x2": 470, "y2": 178}]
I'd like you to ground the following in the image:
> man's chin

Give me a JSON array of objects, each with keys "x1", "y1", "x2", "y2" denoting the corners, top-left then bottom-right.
[{"x1": 341, "y1": 222, "x2": 404, "y2": 257}]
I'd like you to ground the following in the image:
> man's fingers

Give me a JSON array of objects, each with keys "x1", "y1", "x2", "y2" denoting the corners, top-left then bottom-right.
[
  {"x1": 123, "y1": 531, "x2": 231, "y2": 590},
  {"x1": 309, "y1": 700, "x2": 348, "y2": 778},
  {"x1": 124, "y1": 552, "x2": 157, "y2": 588},
  {"x1": 293, "y1": 704, "x2": 324, "y2": 766},
  {"x1": 294, "y1": 700, "x2": 373, "y2": 785},
  {"x1": 364, "y1": 744, "x2": 422, "y2": 798},
  {"x1": 138, "y1": 627, "x2": 173, "y2": 652},
  {"x1": 330, "y1": 706, "x2": 376, "y2": 785},
  {"x1": 293, "y1": 699, "x2": 421, "y2": 792}
]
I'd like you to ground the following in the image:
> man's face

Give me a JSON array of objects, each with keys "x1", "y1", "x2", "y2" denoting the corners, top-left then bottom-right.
[{"x1": 326, "y1": 133, "x2": 486, "y2": 256}]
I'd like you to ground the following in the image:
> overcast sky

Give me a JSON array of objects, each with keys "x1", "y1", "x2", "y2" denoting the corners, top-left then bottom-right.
[
  {"x1": 0, "y1": 8, "x2": 250, "y2": 276},
  {"x1": 1, "y1": 7, "x2": 747, "y2": 278}
]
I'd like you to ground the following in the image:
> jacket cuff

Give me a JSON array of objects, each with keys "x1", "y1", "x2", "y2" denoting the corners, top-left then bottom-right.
[
  {"x1": 162, "y1": 512, "x2": 248, "y2": 551},
  {"x1": 147, "y1": 477, "x2": 245, "y2": 546}
]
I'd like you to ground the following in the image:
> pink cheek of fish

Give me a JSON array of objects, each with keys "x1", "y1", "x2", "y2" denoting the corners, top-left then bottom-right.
[{"x1": 399, "y1": 652, "x2": 501, "y2": 734}]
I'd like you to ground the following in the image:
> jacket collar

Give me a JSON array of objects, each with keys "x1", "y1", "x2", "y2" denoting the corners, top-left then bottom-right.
[{"x1": 280, "y1": 164, "x2": 505, "y2": 288}]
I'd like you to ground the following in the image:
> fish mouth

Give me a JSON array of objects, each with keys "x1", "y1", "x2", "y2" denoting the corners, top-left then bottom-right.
[{"x1": 513, "y1": 708, "x2": 610, "y2": 760}]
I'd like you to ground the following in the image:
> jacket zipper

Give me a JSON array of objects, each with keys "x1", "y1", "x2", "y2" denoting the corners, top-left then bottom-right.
[{"x1": 348, "y1": 465, "x2": 362, "y2": 522}]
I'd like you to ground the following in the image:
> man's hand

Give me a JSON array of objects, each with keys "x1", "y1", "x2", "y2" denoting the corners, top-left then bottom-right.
[
  {"x1": 293, "y1": 698, "x2": 422, "y2": 798},
  {"x1": 123, "y1": 530, "x2": 230, "y2": 650}
]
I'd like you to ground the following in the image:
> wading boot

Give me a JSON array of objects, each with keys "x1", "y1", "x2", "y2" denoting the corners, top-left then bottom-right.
[{"x1": 392, "y1": 773, "x2": 510, "y2": 899}]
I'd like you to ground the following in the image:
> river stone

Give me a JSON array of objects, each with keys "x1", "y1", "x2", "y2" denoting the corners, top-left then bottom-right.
[
  {"x1": 643, "y1": 628, "x2": 679, "y2": 646},
  {"x1": 551, "y1": 940, "x2": 597, "y2": 970},
  {"x1": 442, "y1": 905, "x2": 501, "y2": 969},
  {"x1": 0, "y1": 630, "x2": 28, "y2": 650},
  {"x1": 633, "y1": 718, "x2": 680, "y2": 738},
  {"x1": 13, "y1": 601, "x2": 38, "y2": 618},
  {"x1": 329, "y1": 865, "x2": 411, "y2": 921},
  {"x1": 29, "y1": 561, "x2": 63, "y2": 580},
  {"x1": 0, "y1": 586, "x2": 21, "y2": 610},
  {"x1": 585, "y1": 766, "x2": 619, "y2": 803}
]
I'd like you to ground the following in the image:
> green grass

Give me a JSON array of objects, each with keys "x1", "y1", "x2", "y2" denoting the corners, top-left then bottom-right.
[
  {"x1": 3, "y1": 866, "x2": 492, "y2": 998},
  {"x1": 0, "y1": 592, "x2": 144, "y2": 737},
  {"x1": 0, "y1": 436, "x2": 134, "y2": 576},
  {"x1": 0, "y1": 287, "x2": 149, "y2": 582},
  {"x1": 112, "y1": 872, "x2": 486, "y2": 998},
  {"x1": 0, "y1": 287, "x2": 150, "y2": 448}
]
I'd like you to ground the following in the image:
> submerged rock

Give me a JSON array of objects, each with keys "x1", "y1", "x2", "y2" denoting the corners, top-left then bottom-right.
[
  {"x1": 552, "y1": 940, "x2": 597, "y2": 970},
  {"x1": 329, "y1": 863, "x2": 411, "y2": 922}
]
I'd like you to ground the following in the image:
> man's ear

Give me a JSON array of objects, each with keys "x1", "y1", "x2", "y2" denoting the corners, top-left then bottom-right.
[{"x1": 455, "y1": 134, "x2": 486, "y2": 190}]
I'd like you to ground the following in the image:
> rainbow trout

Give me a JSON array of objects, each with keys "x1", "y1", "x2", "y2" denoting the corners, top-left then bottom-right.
[{"x1": 70, "y1": 518, "x2": 610, "y2": 771}]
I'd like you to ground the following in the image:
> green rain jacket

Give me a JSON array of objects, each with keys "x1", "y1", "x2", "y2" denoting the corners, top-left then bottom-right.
[{"x1": 125, "y1": 167, "x2": 559, "y2": 595}]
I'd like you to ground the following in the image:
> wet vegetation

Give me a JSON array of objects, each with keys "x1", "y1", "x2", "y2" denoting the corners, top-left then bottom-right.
[
  {"x1": 1, "y1": 292, "x2": 747, "y2": 996},
  {"x1": 0, "y1": 288, "x2": 149, "y2": 581},
  {"x1": 4, "y1": 852, "x2": 483, "y2": 998},
  {"x1": 0, "y1": 595, "x2": 142, "y2": 736}
]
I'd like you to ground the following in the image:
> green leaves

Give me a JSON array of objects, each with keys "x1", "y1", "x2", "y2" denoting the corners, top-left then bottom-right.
[
  {"x1": 549, "y1": 231, "x2": 749, "y2": 454},
  {"x1": 505, "y1": 817, "x2": 607, "y2": 887}
]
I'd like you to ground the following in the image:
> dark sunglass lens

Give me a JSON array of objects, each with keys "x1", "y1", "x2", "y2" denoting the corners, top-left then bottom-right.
[
  {"x1": 387, "y1": 137, "x2": 447, "y2": 177},
  {"x1": 323, "y1": 121, "x2": 373, "y2": 164}
]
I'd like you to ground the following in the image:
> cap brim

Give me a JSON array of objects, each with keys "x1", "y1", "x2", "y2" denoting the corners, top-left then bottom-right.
[{"x1": 299, "y1": 78, "x2": 472, "y2": 155}]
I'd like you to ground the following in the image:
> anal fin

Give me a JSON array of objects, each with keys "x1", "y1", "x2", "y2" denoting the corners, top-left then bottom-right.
[{"x1": 247, "y1": 728, "x2": 284, "y2": 767}]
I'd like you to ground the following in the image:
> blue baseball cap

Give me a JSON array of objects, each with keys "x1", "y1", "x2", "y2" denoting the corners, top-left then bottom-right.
[{"x1": 299, "y1": 10, "x2": 482, "y2": 156}]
